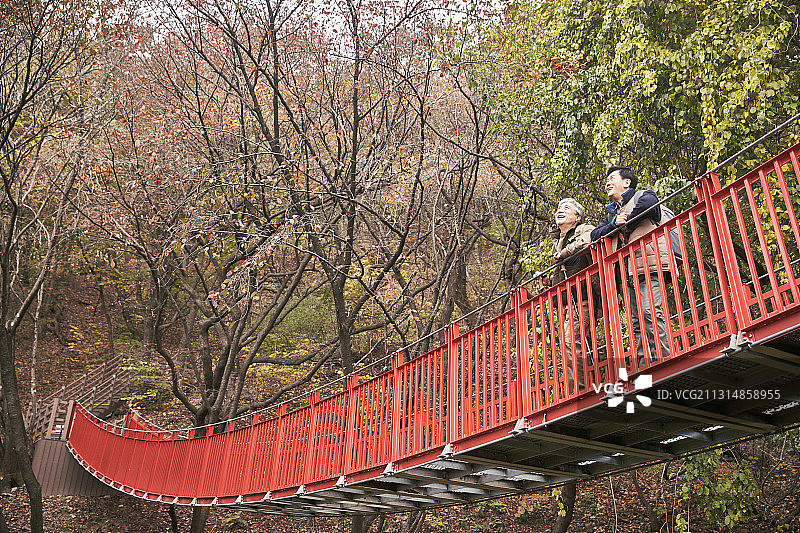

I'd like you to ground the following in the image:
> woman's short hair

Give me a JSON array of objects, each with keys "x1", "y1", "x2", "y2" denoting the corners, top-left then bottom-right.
[{"x1": 557, "y1": 197, "x2": 585, "y2": 221}]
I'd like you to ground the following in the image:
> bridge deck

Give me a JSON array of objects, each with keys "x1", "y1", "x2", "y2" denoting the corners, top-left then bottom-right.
[{"x1": 223, "y1": 329, "x2": 800, "y2": 516}]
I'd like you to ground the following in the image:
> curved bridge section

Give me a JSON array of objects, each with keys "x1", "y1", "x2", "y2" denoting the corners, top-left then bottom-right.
[{"x1": 67, "y1": 143, "x2": 800, "y2": 515}]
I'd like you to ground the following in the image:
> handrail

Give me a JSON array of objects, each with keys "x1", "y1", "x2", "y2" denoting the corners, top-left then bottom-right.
[
  {"x1": 580, "y1": 111, "x2": 800, "y2": 254},
  {"x1": 27, "y1": 353, "x2": 132, "y2": 440},
  {"x1": 31, "y1": 354, "x2": 128, "y2": 408}
]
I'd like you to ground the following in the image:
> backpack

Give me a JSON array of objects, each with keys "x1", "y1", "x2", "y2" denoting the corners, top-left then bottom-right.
[{"x1": 631, "y1": 191, "x2": 684, "y2": 267}]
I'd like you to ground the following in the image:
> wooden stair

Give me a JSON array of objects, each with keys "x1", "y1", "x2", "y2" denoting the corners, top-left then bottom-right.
[
  {"x1": 26, "y1": 354, "x2": 132, "y2": 442},
  {"x1": 28, "y1": 354, "x2": 133, "y2": 496}
]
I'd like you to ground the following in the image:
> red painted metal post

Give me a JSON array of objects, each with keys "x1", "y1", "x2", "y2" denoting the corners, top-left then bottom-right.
[
  {"x1": 758, "y1": 168, "x2": 800, "y2": 306},
  {"x1": 303, "y1": 391, "x2": 321, "y2": 482},
  {"x1": 696, "y1": 173, "x2": 738, "y2": 334},
  {"x1": 391, "y1": 352, "x2": 404, "y2": 462},
  {"x1": 267, "y1": 404, "x2": 288, "y2": 491},
  {"x1": 122, "y1": 430, "x2": 141, "y2": 489},
  {"x1": 702, "y1": 172, "x2": 749, "y2": 330},
  {"x1": 444, "y1": 324, "x2": 458, "y2": 446},
  {"x1": 242, "y1": 413, "x2": 260, "y2": 493},
  {"x1": 743, "y1": 174, "x2": 784, "y2": 314},
  {"x1": 194, "y1": 427, "x2": 215, "y2": 498},
  {"x1": 412, "y1": 362, "x2": 420, "y2": 453},
  {"x1": 175, "y1": 427, "x2": 197, "y2": 498},
  {"x1": 593, "y1": 240, "x2": 617, "y2": 383},
  {"x1": 142, "y1": 432, "x2": 163, "y2": 494},
  {"x1": 342, "y1": 374, "x2": 360, "y2": 475},
  {"x1": 514, "y1": 287, "x2": 532, "y2": 419},
  {"x1": 159, "y1": 430, "x2": 179, "y2": 496},
  {"x1": 217, "y1": 420, "x2": 237, "y2": 495}
]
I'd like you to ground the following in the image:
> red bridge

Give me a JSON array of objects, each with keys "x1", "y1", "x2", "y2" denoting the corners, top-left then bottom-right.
[{"x1": 65, "y1": 142, "x2": 800, "y2": 516}]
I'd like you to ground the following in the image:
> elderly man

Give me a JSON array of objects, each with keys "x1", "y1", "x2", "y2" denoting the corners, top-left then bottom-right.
[
  {"x1": 591, "y1": 166, "x2": 671, "y2": 366},
  {"x1": 550, "y1": 198, "x2": 597, "y2": 393}
]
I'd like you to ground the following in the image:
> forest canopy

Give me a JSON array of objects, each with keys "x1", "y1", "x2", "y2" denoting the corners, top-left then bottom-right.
[{"x1": 480, "y1": 0, "x2": 799, "y2": 205}]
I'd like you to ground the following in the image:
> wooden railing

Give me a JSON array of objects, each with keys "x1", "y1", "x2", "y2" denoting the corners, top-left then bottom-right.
[{"x1": 27, "y1": 354, "x2": 132, "y2": 441}]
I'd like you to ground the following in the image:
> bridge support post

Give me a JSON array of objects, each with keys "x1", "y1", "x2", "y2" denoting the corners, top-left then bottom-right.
[
  {"x1": 241, "y1": 412, "x2": 260, "y2": 494},
  {"x1": 445, "y1": 326, "x2": 459, "y2": 446},
  {"x1": 698, "y1": 172, "x2": 743, "y2": 332},
  {"x1": 513, "y1": 287, "x2": 532, "y2": 418},
  {"x1": 217, "y1": 420, "x2": 237, "y2": 496},
  {"x1": 391, "y1": 353, "x2": 404, "y2": 464},
  {"x1": 303, "y1": 391, "x2": 321, "y2": 484},
  {"x1": 267, "y1": 404, "x2": 288, "y2": 492},
  {"x1": 194, "y1": 421, "x2": 215, "y2": 499},
  {"x1": 592, "y1": 241, "x2": 618, "y2": 384},
  {"x1": 160, "y1": 427, "x2": 180, "y2": 497},
  {"x1": 342, "y1": 374, "x2": 360, "y2": 476}
]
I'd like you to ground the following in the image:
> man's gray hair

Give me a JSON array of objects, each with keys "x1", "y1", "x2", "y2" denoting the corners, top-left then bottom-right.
[{"x1": 557, "y1": 197, "x2": 585, "y2": 221}]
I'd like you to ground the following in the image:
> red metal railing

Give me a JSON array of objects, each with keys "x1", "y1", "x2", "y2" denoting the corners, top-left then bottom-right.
[
  {"x1": 67, "y1": 141, "x2": 800, "y2": 504},
  {"x1": 308, "y1": 391, "x2": 348, "y2": 484},
  {"x1": 709, "y1": 147, "x2": 800, "y2": 331},
  {"x1": 520, "y1": 265, "x2": 609, "y2": 411},
  {"x1": 450, "y1": 307, "x2": 519, "y2": 443},
  {"x1": 599, "y1": 194, "x2": 738, "y2": 375},
  {"x1": 123, "y1": 409, "x2": 169, "y2": 433}
]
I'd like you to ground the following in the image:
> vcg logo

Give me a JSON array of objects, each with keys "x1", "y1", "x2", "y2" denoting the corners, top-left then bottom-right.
[{"x1": 592, "y1": 368, "x2": 653, "y2": 413}]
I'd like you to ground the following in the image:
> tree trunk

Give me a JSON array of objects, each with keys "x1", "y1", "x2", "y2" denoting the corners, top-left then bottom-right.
[
  {"x1": 0, "y1": 329, "x2": 43, "y2": 533},
  {"x1": 332, "y1": 277, "x2": 354, "y2": 377},
  {"x1": 190, "y1": 506, "x2": 210, "y2": 533},
  {"x1": 631, "y1": 471, "x2": 661, "y2": 532},
  {"x1": 30, "y1": 286, "x2": 43, "y2": 411},
  {"x1": 78, "y1": 241, "x2": 114, "y2": 358},
  {"x1": 167, "y1": 504, "x2": 179, "y2": 533},
  {"x1": 97, "y1": 282, "x2": 114, "y2": 359},
  {"x1": 400, "y1": 510, "x2": 426, "y2": 533},
  {"x1": 550, "y1": 480, "x2": 577, "y2": 533},
  {"x1": 0, "y1": 502, "x2": 10, "y2": 533},
  {"x1": 449, "y1": 256, "x2": 472, "y2": 322},
  {"x1": 0, "y1": 406, "x2": 20, "y2": 491},
  {"x1": 352, "y1": 515, "x2": 365, "y2": 533}
]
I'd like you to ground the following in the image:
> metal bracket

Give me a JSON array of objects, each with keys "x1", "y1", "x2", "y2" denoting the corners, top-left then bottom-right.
[
  {"x1": 724, "y1": 331, "x2": 753, "y2": 354},
  {"x1": 439, "y1": 443, "x2": 455, "y2": 458},
  {"x1": 511, "y1": 418, "x2": 532, "y2": 436}
]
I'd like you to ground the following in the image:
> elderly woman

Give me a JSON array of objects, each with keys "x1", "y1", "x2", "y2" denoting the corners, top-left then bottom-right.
[
  {"x1": 552, "y1": 198, "x2": 594, "y2": 274},
  {"x1": 549, "y1": 198, "x2": 597, "y2": 394}
]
